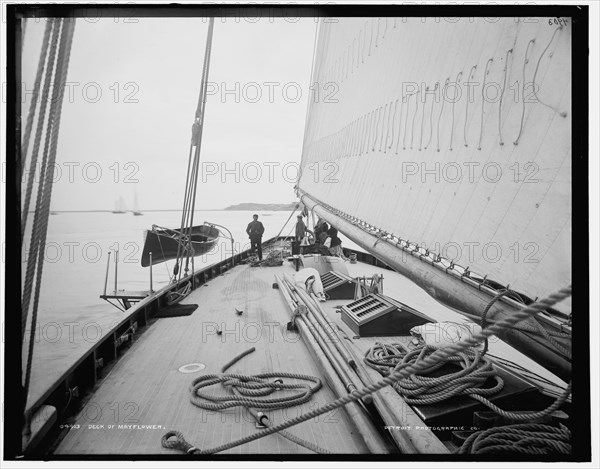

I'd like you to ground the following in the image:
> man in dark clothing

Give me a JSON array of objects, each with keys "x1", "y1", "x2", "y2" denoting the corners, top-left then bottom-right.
[
  {"x1": 246, "y1": 214, "x2": 265, "y2": 260},
  {"x1": 292, "y1": 215, "x2": 313, "y2": 255},
  {"x1": 327, "y1": 226, "x2": 347, "y2": 259},
  {"x1": 314, "y1": 219, "x2": 329, "y2": 245}
]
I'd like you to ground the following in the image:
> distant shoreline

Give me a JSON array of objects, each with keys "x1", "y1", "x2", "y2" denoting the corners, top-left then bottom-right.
[
  {"x1": 46, "y1": 209, "x2": 218, "y2": 213},
  {"x1": 43, "y1": 204, "x2": 298, "y2": 213},
  {"x1": 223, "y1": 203, "x2": 298, "y2": 211}
]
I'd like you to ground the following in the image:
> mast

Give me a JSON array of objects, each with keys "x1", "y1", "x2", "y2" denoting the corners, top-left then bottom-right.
[{"x1": 173, "y1": 17, "x2": 215, "y2": 282}]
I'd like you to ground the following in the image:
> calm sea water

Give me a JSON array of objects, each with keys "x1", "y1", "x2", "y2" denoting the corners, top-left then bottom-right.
[{"x1": 22, "y1": 209, "x2": 322, "y2": 407}]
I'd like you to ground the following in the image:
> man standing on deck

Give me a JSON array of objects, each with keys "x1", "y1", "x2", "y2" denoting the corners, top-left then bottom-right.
[
  {"x1": 314, "y1": 218, "x2": 329, "y2": 244},
  {"x1": 246, "y1": 214, "x2": 265, "y2": 260},
  {"x1": 327, "y1": 227, "x2": 347, "y2": 260},
  {"x1": 292, "y1": 215, "x2": 313, "y2": 255}
]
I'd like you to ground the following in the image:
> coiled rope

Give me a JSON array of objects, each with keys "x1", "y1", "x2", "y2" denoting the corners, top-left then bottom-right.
[
  {"x1": 219, "y1": 349, "x2": 330, "y2": 455},
  {"x1": 366, "y1": 345, "x2": 504, "y2": 406},
  {"x1": 162, "y1": 347, "x2": 329, "y2": 454},
  {"x1": 162, "y1": 285, "x2": 572, "y2": 455},
  {"x1": 364, "y1": 342, "x2": 571, "y2": 422},
  {"x1": 363, "y1": 338, "x2": 573, "y2": 457},
  {"x1": 364, "y1": 342, "x2": 407, "y2": 375},
  {"x1": 188, "y1": 372, "x2": 321, "y2": 412},
  {"x1": 458, "y1": 423, "x2": 571, "y2": 455}
]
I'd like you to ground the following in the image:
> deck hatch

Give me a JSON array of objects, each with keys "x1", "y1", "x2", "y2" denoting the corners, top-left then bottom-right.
[
  {"x1": 320, "y1": 271, "x2": 356, "y2": 300},
  {"x1": 344, "y1": 295, "x2": 396, "y2": 322},
  {"x1": 341, "y1": 294, "x2": 430, "y2": 337}
]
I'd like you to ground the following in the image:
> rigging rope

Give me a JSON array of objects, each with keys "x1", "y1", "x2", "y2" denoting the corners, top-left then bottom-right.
[
  {"x1": 165, "y1": 282, "x2": 191, "y2": 306},
  {"x1": 173, "y1": 18, "x2": 215, "y2": 284},
  {"x1": 20, "y1": 20, "x2": 52, "y2": 175},
  {"x1": 162, "y1": 285, "x2": 572, "y2": 455},
  {"x1": 155, "y1": 233, "x2": 173, "y2": 281},
  {"x1": 21, "y1": 18, "x2": 60, "y2": 337},
  {"x1": 481, "y1": 289, "x2": 571, "y2": 359},
  {"x1": 22, "y1": 18, "x2": 76, "y2": 406},
  {"x1": 273, "y1": 204, "x2": 299, "y2": 240},
  {"x1": 21, "y1": 19, "x2": 59, "y2": 247}
]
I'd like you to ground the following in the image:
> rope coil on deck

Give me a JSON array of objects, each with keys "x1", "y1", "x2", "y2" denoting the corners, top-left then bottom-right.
[
  {"x1": 165, "y1": 347, "x2": 332, "y2": 455},
  {"x1": 458, "y1": 423, "x2": 572, "y2": 455},
  {"x1": 162, "y1": 285, "x2": 572, "y2": 455},
  {"x1": 377, "y1": 345, "x2": 504, "y2": 406},
  {"x1": 189, "y1": 372, "x2": 322, "y2": 411},
  {"x1": 364, "y1": 342, "x2": 571, "y2": 422}
]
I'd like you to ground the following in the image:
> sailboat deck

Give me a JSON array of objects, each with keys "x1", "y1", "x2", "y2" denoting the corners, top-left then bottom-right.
[
  {"x1": 55, "y1": 258, "x2": 385, "y2": 455},
  {"x1": 54, "y1": 253, "x2": 563, "y2": 455}
]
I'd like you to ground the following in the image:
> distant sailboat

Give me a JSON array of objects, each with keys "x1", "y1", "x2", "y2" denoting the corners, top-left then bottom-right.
[
  {"x1": 132, "y1": 191, "x2": 143, "y2": 216},
  {"x1": 112, "y1": 196, "x2": 127, "y2": 214}
]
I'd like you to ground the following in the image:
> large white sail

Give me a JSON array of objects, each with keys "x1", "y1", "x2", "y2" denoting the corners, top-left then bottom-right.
[{"x1": 298, "y1": 17, "x2": 571, "y2": 314}]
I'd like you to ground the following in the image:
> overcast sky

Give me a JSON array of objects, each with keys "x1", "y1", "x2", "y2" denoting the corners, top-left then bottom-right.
[{"x1": 21, "y1": 15, "x2": 316, "y2": 211}]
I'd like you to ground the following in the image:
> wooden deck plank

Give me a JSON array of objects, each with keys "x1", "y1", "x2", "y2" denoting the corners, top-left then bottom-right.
[
  {"x1": 55, "y1": 262, "x2": 371, "y2": 455},
  {"x1": 55, "y1": 255, "x2": 567, "y2": 455}
]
